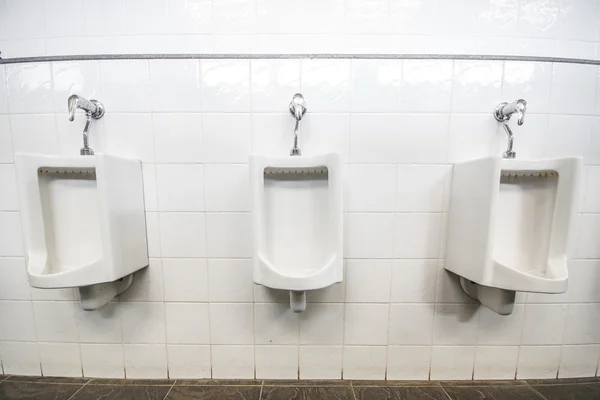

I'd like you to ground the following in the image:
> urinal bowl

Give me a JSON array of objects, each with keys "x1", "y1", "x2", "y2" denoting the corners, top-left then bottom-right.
[
  {"x1": 251, "y1": 153, "x2": 343, "y2": 312},
  {"x1": 445, "y1": 156, "x2": 582, "y2": 314},
  {"x1": 15, "y1": 153, "x2": 149, "y2": 310}
]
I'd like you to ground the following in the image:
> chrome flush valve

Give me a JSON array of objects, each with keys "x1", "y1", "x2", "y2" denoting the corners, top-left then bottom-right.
[
  {"x1": 494, "y1": 99, "x2": 527, "y2": 159},
  {"x1": 289, "y1": 93, "x2": 307, "y2": 156}
]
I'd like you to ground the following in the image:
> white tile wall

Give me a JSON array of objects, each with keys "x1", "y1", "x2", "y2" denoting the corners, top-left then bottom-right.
[
  {"x1": 2, "y1": 0, "x2": 600, "y2": 58},
  {"x1": 1, "y1": 56, "x2": 600, "y2": 382}
]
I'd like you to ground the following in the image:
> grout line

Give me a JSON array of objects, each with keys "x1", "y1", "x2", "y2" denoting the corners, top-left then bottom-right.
[
  {"x1": 161, "y1": 380, "x2": 176, "y2": 400},
  {"x1": 0, "y1": 375, "x2": 9, "y2": 383},
  {"x1": 525, "y1": 381, "x2": 550, "y2": 400},
  {"x1": 439, "y1": 385, "x2": 454, "y2": 400},
  {"x1": 66, "y1": 380, "x2": 90, "y2": 400},
  {"x1": 258, "y1": 379, "x2": 264, "y2": 400},
  {"x1": 350, "y1": 381, "x2": 358, "y2": 400}
]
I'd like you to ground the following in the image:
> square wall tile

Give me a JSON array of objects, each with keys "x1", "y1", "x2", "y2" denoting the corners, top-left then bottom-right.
[
  {"x1": 255, "y1": 303, "x2": 300, "y2": 345},
  {"x1": 390, "y1": 260, "x2": 437, "y2": 303},
  {"x1": 39, "y1": 343, "x2": 81, "y2": 377},
  {"x1": 76, "y1": 301, "x2": 122, "y2": 343},
  {"x1": 351, "y1": 59, "x2": 402, "y2": 112},
  {"x1": 33, "y1": 301, "x2": 78, "y2": 342},
  {"x1": 400, "y1": 60, "x2": 453, "y2": 113},
  {"x1": 559, "y1": 345, "x2": 600, "y2": 378},
  {"x1": 167, "y1": 345, "x2": 211, "y2": 379},
  {"x1": 145, "y1": 212, "x2": 161, "y2": 258},
  {"x1": 202, "y1": 113, "x2": 251, "y2": 163},
  {"x1": 0, "y1": 342, "x2": 40, "y2": 376},
  {"x1": 394, "y1": 213, "x2": 442, "y2": 259},
  {"x1": 550, "y1": 63, "x2": 597, "y2": 115},
  {"x1": 0, "y1": 257, "x2": 31, "y2": 300},
  {"x1": 166, "y1": 303, "x2": 210, "y2": 344},
  {"x1": 251, "y1": 60, "x2": 300, "y2": 112},
  {"x1": 159, "y1": 212, "x2": 206, "y2": 258},
  {"x1": 301, "y1": 59, "x2": 351, "y2": 112},
  {"x1": 451, "y1": 61, "x2": 503, "y2": 113},
  {"x1": 477, "y1": 304, "x2": 524, "y2": 346},
  {"x1": 142, "y1": 164, "x2": 157, "y2": 211},
  {"x1": 564, "y1": 304, "x2": 600, "y2": 344},
  {"x1": 387, "y1": 346, "x2": 431, "y2": 380},
  {"x1": 502, "y1": 62, "x2": 552, "y2": 114},
  {"x1": 545, "y1": 115, "x2": 592, "y2": 160},
  {"x1": 344, "y1": 304, "x2": 389, "y2": 345},
  {"x1": 299, "y1": 346, "x2": 342, "y2": 379},
  {"x1": 389, "y1": 304, "x2": 434, "y2": 345},
  {"x1": 210, "y1": 303, "x2": 254, "y2": 345},
  {"x1": 10, "y1": 114, "x2": 58, "y2": 155},
  {"x1": 583, "y1": 167, "x2": 600, "y2": 212},
  {"x1": 156, "y1": 164, "x2": 205, "y2": 211},
  {"x1": 206, "y1": 213, "x2": 252, "y2": 258},
  {"x1": 81, "y1": 344, "x2": 124, "y2": 378},
  {"x1": 52, "y1": 61, "x2": 101, "y2": 113},
  {"x1": 0, "y1": 301, "x2": 36, "y2": 341},
  {"x1": 119, "y1": 258, "x2": 164, "y2": 302},
  {"x1": 299, "y1": 304, "x2": 344, "y2": 345},
  {"x1": 100, "y1": 60, "x2": 151, "y2": 112},
  {"x1": 163, "y1": 258, "x2": 208, "y2": 302},
  {"x1": 120, "y1": 302, "x2": 166, "y2": 344},
  {"x1": 430, "y1": 346, "x2": 475, "y2": 380},
  {"x1": 153, "y1": 113, "x2": 203, "y2": 163},
  {"x1": 208, "y1": 259, "x2": 254, "y2": 302},
  {"x1": 473, "y1": 346, "x2": 518, "y2": 380},
  {"x1": 577, "y1": 214, "x2": 600, "y2": 259},
  {"x1": 307, "y1": 281, "x2": 346, "y2": 303},
  {"x1": 0, "y1": 116, "x2": 13, "y2": 163},
  {"x1": 0, "y1": 66, "x2": 8, "y2": 113},
  {"x1": 349, "y1": 114, "x2": 401, "y2": 163},
  {"x1": 200, "y1": 60, "x2": 250, "y2": 112},
  {"x1": 124, "y1": 344, "x2": 167, "y2": 379},
  {"x1": 300, "y1": 113, "x2": 351, "y2": 161},
  {"x1": 345, "y1": 165, "x2": 396, "y2": 212},
  {"x1": 345, "y1": 259, "x2": 392, "y2": 303},
  {"x1": 256, "y1": 345, "x2": 298, "y2": 379},
  {"x1": 433, "y1": 303, "x2": 479, "y2": 345},
  {"x1": 447, "y1": 114, "x2": 499, "y2": 163},
  {"x1": 149, "y1": 59, "x2": 200, "y2": 112},
  {"x1": 101, "y1": 113, "x2": 154, "y2": 162},
  {"x1": 342, "y1": 346, "x2": 386, "y2": 380},
  {"x1": 204, "y1": 164, "x2": 250, "y2": 212},
  {"x1": 344, "y1": 213, "x2": 394, "y2": 259},
  {"x1": 396, "y1": 165, "x2": 449, "y2": 212},
  {"x1": 569, "y1": 260, "x2": 600, "y2": 303},
  {"x1": 5, "y1": 63, "x2": 54, "y2": 113},
  {"x1": 517, "y1": 346, "x2": 561, "y2": 379},
  {"x1": 521, "y1": 304, "x2": 567, "y2": 345},
  {"x1": 399, "y1": 114, "x2": 449, "y2": 164},
  {"x1": 211, "y1": 345, "x2": 254, "y2": 379}
]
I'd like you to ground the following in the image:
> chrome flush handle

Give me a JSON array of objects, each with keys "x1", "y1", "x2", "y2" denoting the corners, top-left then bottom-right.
[
  {"x1": 289, "y1": 93, "x2": 307, "y2": 156},
  {"x1": 494, "y1": 99, "x2": 527, "y2": 159},
  {"x1": 68, "y1": 94, "x2": 105, "y2": 156}
]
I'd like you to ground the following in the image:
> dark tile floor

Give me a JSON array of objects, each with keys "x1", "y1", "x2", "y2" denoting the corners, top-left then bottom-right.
[{"x1": 0, "y1": 375, "x2": 599, "y2": 400}]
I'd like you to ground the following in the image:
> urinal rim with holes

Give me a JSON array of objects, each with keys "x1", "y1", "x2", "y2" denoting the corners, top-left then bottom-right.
[
  {"x1": 250, "y1": 152, "x2": 343, "y2": 305},
  {"x1": 445, "y1": 156, "x2": 582, "y2": 312},
  {"x1": 15, "y1": 152, "x2": 149, "y2": 308}
]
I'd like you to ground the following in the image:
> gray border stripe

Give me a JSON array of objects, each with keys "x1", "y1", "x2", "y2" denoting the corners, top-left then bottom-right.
[{"x1": 1, "y1": 53, "x2": 600, "y2": 65}]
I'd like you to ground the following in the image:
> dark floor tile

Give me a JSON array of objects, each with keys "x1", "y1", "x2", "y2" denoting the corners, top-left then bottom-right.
[
  {"x1": 168, "y1": 385, "x2": 261, "y2": 400},
  {"x1": 262, "y1": 386, "x2": 354, "y2": 400},
  {"x1": 175, "y1": 379, "x2": 262, "y2": 386},
  {"x1": 354, "y1": 386, "x2": 449, "y2": 400},
  {"x1": 71, "y1": 384, "x2": 171, "y2": 400},
  {"x1": 528, "y1": 377, "x2": 600, "y2": 385},
  {"x1": 0, "y1": 381, "x2": 83, "y2": 400},
  {"x1": 440, "y1": 380, "x2": 527, "y2": 387},
  {"x1": 87, "y1": 378, "x2": 173, "y2": 386},
  {"x1": 7, "y1": 375, "x2": 88, "y2": 384},
  {"x1": 444, "y1": 386, "x2": 545, "y2": 400},
  {"x1": 352, "y1": 380, "x2": 440, "y2": 387},
  {"x1": 264, "y1": 380, "x2": 349, "y2": 387},
  {"x1": 531, "y1": 383, "x2": 600, "y2": 400}
]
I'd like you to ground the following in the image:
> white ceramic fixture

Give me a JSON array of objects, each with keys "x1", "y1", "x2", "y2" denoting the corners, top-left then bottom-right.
[
  {"x1": 445, "y1": 156, "x2": 582, "y2": 315},
  {"x1": 15, "y1": 153, "x2": 149, "y2": 310},
  {"x1": 250, "y1": 94, "x2": 343, "y2": 312}
]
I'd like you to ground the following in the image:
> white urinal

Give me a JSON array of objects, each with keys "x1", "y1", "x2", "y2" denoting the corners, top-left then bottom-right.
[
  {"x1": 445, "y1": 156, "x2": 582, "y2": 314},
  {"x1": 15, "y1": 153, "x2": 149, "y2": 310},
  {"x1": 250, "y1": 153, "x2": 343, "y2": 312}
]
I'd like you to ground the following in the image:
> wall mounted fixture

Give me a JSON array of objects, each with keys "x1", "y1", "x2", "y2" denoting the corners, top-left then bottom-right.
[
  {"x1": 494, "y1": 99, "x2": 527, "y2": 159},
  {"x1": 68, "y1": 94, "x2": 105, "y2": 156}
]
